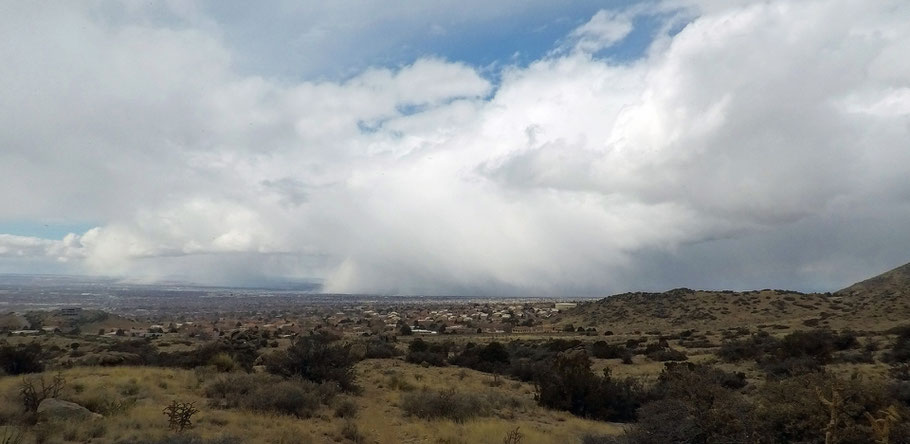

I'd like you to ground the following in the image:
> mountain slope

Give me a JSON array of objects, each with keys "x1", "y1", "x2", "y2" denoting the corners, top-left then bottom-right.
[
  {"x1": 552, "y1": 261, "x2": 910, "y2": 334},
  {"x1": 837, "y1": 261, "x2": 910, "y2": 298}
]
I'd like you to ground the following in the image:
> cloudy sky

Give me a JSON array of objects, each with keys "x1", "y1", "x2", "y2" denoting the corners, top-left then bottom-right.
[{"x1": 1, "y1": 0, "x2": 909, "y2": 295}]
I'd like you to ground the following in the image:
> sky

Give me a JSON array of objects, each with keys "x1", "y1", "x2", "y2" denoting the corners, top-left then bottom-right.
[{"x1": 1, "y1": 0, "x2": 910, "y2": 295}]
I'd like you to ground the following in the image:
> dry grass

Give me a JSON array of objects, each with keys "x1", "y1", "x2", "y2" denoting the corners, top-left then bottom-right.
[{"x1": 0, "y1": 358, "x2": 621, "y2": 444}]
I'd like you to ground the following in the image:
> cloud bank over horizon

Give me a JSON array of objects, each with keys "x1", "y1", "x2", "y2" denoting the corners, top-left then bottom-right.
[{"x1": 2, "y1": 0, "x2": 910, "y2": 295}]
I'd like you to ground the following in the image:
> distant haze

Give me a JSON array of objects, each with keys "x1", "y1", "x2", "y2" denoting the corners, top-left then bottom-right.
[{"x1": 1, "y1": 1, "x2": 910, "y2": 296}]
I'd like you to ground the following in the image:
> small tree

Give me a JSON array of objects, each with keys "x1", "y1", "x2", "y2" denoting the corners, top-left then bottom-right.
[{"x1": 163, "y1": 400, "x2": 199, "y2": 432}]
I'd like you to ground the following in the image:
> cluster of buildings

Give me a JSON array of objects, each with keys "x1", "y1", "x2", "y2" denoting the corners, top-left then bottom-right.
[{"x1": 4, "y1": 301, "x2": 584, "y2": 339}]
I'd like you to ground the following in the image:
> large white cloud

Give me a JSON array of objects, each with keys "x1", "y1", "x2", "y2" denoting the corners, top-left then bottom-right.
[{"x1": 1, "y1": 0, "x2": 909, "y2": 294}]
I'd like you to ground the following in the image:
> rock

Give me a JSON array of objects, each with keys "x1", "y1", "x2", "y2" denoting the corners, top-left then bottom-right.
[{"x1": 37, "y1": 398, "x2": 103, "y2": 422}]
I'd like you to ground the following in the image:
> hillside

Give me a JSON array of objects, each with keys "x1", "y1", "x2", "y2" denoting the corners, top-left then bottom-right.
[
  {"x1": 837, "y1": 261, "x2": 910, "y2": 301},
  {"x1": 554, "y1": 262, "x2": 910, "y2": 334}
]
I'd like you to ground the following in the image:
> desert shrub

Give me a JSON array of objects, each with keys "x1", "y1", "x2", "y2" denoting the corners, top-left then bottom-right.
[
  {"x1": 628, "y1": 363, "x2": 761, "y2": 444},
  {"x1": 207, "y1": 353, "x2": 236, "y2": 372},
  {"x1": 19, "y1": 374, "x2": 65, "y2": 412},
  {"x1": 646, "y1": 348, "x2": 688, "y2": 362},
  {"x1": 534, "y1": 350, "x2": 645, "y2": 422},
  {"x1": 502, "y1": 427, "x2": 522, "y2": 444},
  {"x1": 405, "y1": 339, "x2": 450, "y2": 367},
  {"x1": 339, "y1": 421, "x2": 365, "y2": 443},
  {"x1": 776, "y1": 330, "x2": 837, "y2": 363},
  {"x1": 717, "y1": 331, "x2": 779, "y2": 362},
  {"x1": 158, "y1": 336, "x2": 259, "y2": 371},
  {"x1": 546, "y1": 339, "x2": 583, "y2": 352},
  {"x1": 334, "y1": 399, "x2": 358, "y2": 418},
  {"x1": 204, "y1": 373, "x2": 336, "y2": 418},
  {"x1": 244, "y1": 380, "x2": 323, "y2": 418},
  {"x1": 892, "y1": 363, "x2": 910, "y2": 381},
  {"x1": 832, "y1": 330, "x2": 859, "y2": 350},
  {"x1": 720, "y1": 329, "x2": 852, "y2": 377},
  {"x1": 105, "y1": 339, "x2": 159, "y2": 365},
  {"x1": 834, "y1": 349, "x2": 875, "y2": 364},
  {"x1": 400, "y1": 388, "x2": 492, "y2": 423},
  {"x1": 264, "y1": 334, "x2": 357, "y2": 391},
  {"x1": 163, "y1": 400, "x2": 199, "y2": 432},
  {"x1": 887, "y1": 325, "x2": 910, "y2": 363},
  {"x1": 505, "y1": 358, "x2": 543, "y2": 382},
  {"x1": 628, "y1": 395, "x2": 763, "y2": 444},
  {"x1": 760, "y1": 356, "x2": 825, "y2": 378},
  {"x1": 0, "y1": 344, "x2": 45, "y2": 375},
  {"x1": 385, "y1": 372, "x2": 415, "y2": 392},
  {"x1": 755, "y1": 373, "x2": 910, "y2": 443},
  {"x1": 450, "y1": 342, "x2": 510, "y2": 373},
  {"x1": 652, "y1": 363, "x2": 747, "y2": 393},
  {"x1": 363, "y1": 340, "x2": 400, "y2": 359},
  {"x1": 889, "y1": 381, "x2": 910, "y2": 407},
  {"x1": 589, "y1": 341, "x2": 630, "y2": 360}
]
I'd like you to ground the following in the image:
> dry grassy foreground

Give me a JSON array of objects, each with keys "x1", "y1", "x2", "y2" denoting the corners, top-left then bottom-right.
[{"x1": 0, "y1": 360, "x2": 621, "y2": 444}]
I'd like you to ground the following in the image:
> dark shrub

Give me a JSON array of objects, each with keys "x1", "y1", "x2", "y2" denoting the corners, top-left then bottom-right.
[
  {"x1": 628, "y1": 395, "x2": 763, "y2": 444},
  {"x1": 755, "y1": 372, "x2": 910, "y2": 444},
  {"x1": 334, "y1": 399, "x2": 358, "y2": 418},
  {"x1": 590, "y1": 341, "x2": 629, "y2": 359},
  {"x1": 158, "y1": 334, "x2": 261, "y2": 371},
  {"x1": 777, "y1": 330, "x2": 837, "y2": 364},
  {"x1": 0, "y1": 343, "x2": 45, "y2": 375},
  {"x1": 535, "y1": 350, "x2": 645, "y2": 422},
  {"x1": 628, "y1": 363, "x2": 760, "y2": 444},
  {"x1": 264, "y1": 334, "x2": 357, "y2": 391},
  {"x1": 646, "y1": 348, "x2": 688, "y2": 362},
  {"x1": 364, "y1": 340, "x2": 400, "y2": 359},
  {"x1": 450, "y1": 342, "x2": 510, "y2": 373},
  {"x1": 887, "y1": 325, "x2": 910, "y2": 363},
  {"x1": 405, "y1": 339, "x2": 450, "y2": 367},
  {"x1": 245, "y1": 380, "x2": 323, "y2": 418},
  {"x1": 717, "y1": 331, "x2": 778, "y2": 362},
  {"x1": 106, "y1": 339, "x2": 159, "y2": 365},
  {"x1": 546, "y1": 339, "x2": 582, "y2": 352}
]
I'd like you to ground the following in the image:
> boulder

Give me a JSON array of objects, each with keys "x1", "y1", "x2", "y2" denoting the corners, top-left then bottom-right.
[{"x1": 36, "y1": 398, "x2": 103, "y2": 422}]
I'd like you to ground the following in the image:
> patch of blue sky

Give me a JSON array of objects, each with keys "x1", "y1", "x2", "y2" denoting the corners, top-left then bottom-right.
[
  {"x1": 201, "y1": 1, "x2": 647, "y2": 80},
  {"x1": 594, "y1": 12, "x2": 670, "y2": 62},
  {"x1": 0, "y1": 221, "x2": 95, "y2": 240}
]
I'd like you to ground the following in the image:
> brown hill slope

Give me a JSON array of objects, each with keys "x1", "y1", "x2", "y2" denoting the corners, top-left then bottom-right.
[
  {"x1": 837, "y1": 261, "x2": 910, "y2": 298},
  {"x1": 553, "y1": 262, "x2": 910, "y2": 334},
  {"x1": 831, "y1": 261, "x2": 910, "y2": 328}
]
